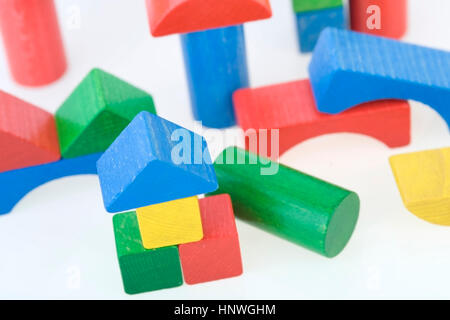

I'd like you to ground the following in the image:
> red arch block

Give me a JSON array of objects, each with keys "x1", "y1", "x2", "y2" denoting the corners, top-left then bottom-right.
[
  {"x1": 0, "y1": 90, "x2": 61, "y2": 172},
  {"x1": 146, "y1": 0, "x2": 272, "y2": 36},
  {"x1": 233, "y1": 79, "x2": 410, "y2": 159}
]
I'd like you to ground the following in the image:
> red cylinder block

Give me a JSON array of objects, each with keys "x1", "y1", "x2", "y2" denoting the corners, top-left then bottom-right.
[
  {"x1": 0, "y1": 0, "x2": 67, "y2": 86},
  {"x1": 350, "y1": 0, "x2": 407, "y2": 39}
]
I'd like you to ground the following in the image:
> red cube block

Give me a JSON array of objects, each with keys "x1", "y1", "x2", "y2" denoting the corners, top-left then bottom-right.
[
  {"x1": 179, "y1": 194, "x2": 243, "y2": 285},
  {"x1": 0, "y1": 90, "x2": 61, "y2": 172}
]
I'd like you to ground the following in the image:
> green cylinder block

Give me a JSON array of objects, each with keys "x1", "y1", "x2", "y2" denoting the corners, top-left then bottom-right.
[{"x1": 210, "y1": 147, "x2": 359, "y2": 258}]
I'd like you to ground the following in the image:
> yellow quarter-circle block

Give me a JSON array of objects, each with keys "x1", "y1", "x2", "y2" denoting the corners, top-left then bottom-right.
[
  {"x1": 389, "y1": 147, "x2": 450, "y2": 226},
  {"x1": 136, "y1": 196, "x2": 204, "y2": 249}
]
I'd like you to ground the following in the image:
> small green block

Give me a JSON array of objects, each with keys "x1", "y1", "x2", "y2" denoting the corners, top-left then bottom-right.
[
  {"x1": 113, "y1": 211, "x2": 183, "y2": 295},
  {"x1": 55, "y1": 68, "x2": 156, "y2": 158},
  {"x1": 292, "y1": 0, "x2": 343, "y2": 13}
]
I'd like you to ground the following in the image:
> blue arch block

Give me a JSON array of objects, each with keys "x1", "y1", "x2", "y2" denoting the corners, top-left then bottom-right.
[
  {"x1": 181, "y1": 25, "x2": 249, "y2": 128},
  {"x1": 0, "y1": 153, "x2": 101, "y2": 215},
  {"x1": 96, "y1": 112, "x2": 218, "y2": 213},
  {"x1": 295, "y1": 7, "x2": 345, "y2": 53},
  {"x1": 309, "y1": 28, "x2": 450, "y2": 126}
]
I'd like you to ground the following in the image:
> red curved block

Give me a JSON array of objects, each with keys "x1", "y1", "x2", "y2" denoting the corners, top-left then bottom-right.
[
  {"x1": 0, "y1": 0, "x2": 67, "y2": 86},
  {"x1": 233, "y1": 79, "x2": 410, "y2": 159},
  {"x1": 349, "y1": 0, "x2": 407, "y2": 39},
  {"x1": 146, "y1": 0, "x2": 272, "y2": 36},
  {"x1": 0, "y1": 90, "x2": 61, "y2": 173},
  {"x1": 179, "y1": 194, "x2": 243, "y2": 285}
]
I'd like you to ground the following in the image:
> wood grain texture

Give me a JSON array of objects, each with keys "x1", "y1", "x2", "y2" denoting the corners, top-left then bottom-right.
[
  {"x1": 390, "y1": 148, "x2": 450, "y2": 226},
  {"x1": 309, "y1": 28, "x2": 450, "y2": 127},
  {"x1": 0, "y1": 90, "x2": 61, "y2": 172},
  {"x1": 181, "y1": 25, "x2": 248, "y2": 128},
  {"x1": 233, "y1": 79, "x2": 410, "y2": 159},
  {"x1": 292, "y1": 0, "x2": 342, "y2": 13},
  {"x1": 113, "y1": 211, "x2": 183, "y2": 294},
  {"x1": 136, "y1": 197, "x2": 203, "y2": 249},
  {"x1": 0, "y1": 152, "x2": 101, "y2": 215},
  {"x1": 350, "y1": 0, "x2": 407, "y2": 39},
  {"x1": 179, "y1": 194, "x2": 243, "y2": 285},
  {"x1": 146, "y1": 0, "x2": 272, "y2": 36},
  {"x1": 55, "y1": 68, "x2": 156, "y2": 159},
  {"x1": 0, "y1": 0, "x2": 66, "y2": 86},
  {"x1": 209, "y1": 147, "x2": 360, "y2": 258},
  {"x1": 295, "y1": 7, "x2": 345, "y2": 53},
  {"x1": 96, "y1": 111, "x2": 218, "y2": 213}
]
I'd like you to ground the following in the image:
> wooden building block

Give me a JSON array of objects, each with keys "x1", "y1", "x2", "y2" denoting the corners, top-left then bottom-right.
[
  {"x1": 350, "y1": 0, "x2": 407, "y2": 39},
  {"x1": 292, "y1": 0, "x2": 343, "y2": 13},
  {"x1": 309, "y1": 28, "x2": 450, "y2": 127},
  {"x1": 55, "y1": 69, "x2": 156, "y2": 159},
  {"x1": 233, "y1": 79, "x2": 410, "y2": 159},
  {"x1": 389, "y1": 148, "x2": 450, "y2": 226},
  {"x1": 96, "y1": 112, "x2": 218, "y2": 213},
  {"x1": 181, "y1": 25, "x2": 248, "y2": 128},
  {"x1": 146, "y1": 0, "x2": 272, "y2": 36},
  {"x1": 136, "y1": 197, "x2": 203, "y2": 250},
  {"x1": 0, "y1": 153, "x2": 101, "y2": 215},
  {"x1": 209, "y1": 147, "x2": 360, "y2": 258},
  {"x1": 0, "y1": 0, "x2": 66, "y2": 86},
  {"x1": 113, "y1": 211, "x2": 183, "y2": 294},
  {"x1": 0, "y1": 90, "x2": 61, "y2": 172},
  {"x1": 295, "y1": 6, "x2": 345, "y2": 53},
  {"x1": 179, "y1": 194, "x2": 243, "y2": 285}
]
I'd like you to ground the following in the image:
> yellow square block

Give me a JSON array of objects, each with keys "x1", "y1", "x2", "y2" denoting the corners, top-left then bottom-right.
[{"x1": 136, "y1": 196, "x2": 203, "y2": 249}]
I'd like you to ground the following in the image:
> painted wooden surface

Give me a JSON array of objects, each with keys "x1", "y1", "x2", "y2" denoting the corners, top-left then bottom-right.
[
  {"x1": 113, "y1": 211, "x2": 183, "y2": 294},
  {"x1": 146, "y1": 0, "x2": 272, "y2": 36},
  {"x1": 292, "y1": 0, "x2": 342, "y2": 13},
  {"x1": 309, "y1": 28, "x2": 450, "y2": 127},
  {"x1": 181, "y1": 25, "x2": 249, "y2": 128},
  {"x1": 233, "y1": 79, "x2": 410, "y2": 159},
  {"x1": 390, "y1": 147, "x2": 450, "y2": 226},
  {"x1": 136, "y1": 197, "x2": 203, "y2": 250},
  {"x1": 350, "y1": 0, "x2": 407, "y2": 39},
  {"x1": 96, "y1": 112, "x2": 218, "y2": 213},
  {"x1": 0, "y1": 0, "x2": 66, "y2": 86},
  {"x1": 210, "y1": 147, "x2": 360, "y2": 258},
  {"x1": 295, "y1": 6, "x2": 345, "y2": 53},
  {"x1": 0, "y1": 153, "x2": 101, "y2": 215},
  {"x1": 0, "y1": 90, "x2": 61, "y2": 172},
  {"x1": 55, "y1": 69, "x2": 156, "y2": 159},
  {"x1": 179, "y1": 194, "x2": 243, "y2": 285}
]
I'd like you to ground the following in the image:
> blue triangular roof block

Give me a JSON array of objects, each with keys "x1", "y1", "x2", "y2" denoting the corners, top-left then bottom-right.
[{"x1": 96, "y1": 111, "x2": 218, "y2": 213}]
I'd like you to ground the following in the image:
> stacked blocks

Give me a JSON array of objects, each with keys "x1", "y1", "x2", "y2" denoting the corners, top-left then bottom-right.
[
  {"x1": 309, "y1": 28, "x2": 450, "y2": 127},
  {"x1": 292, "y1": 0, "x2": 345, "y2": 53},
  {"x1": 99, "y1": 112, "x2": 243, "y2": 293},
  {"x1": 96, "y1": 111, "x2": 218, "y2": 213},
  {"x1": 146, "y1": 0, "x2": 272, "y2": 128},
  {"x1": 0, "y1": 69, "x2": 157, "y2": 214},
  {"x1": 233, "y1": 79, "x2": 410, "y2": 158},
  {"x1": 210, "y1": 147, "x2": 360, "y2": 258},
  {"x1": 56, "y1": 68, "x2": 156, "y2": 158},
  {"x1": 389, "y1": 148, "x2": 450, "y2": 226}
]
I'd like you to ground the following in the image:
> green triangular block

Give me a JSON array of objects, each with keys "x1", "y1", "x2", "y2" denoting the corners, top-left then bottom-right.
[{"x1": 55, "y1": 68, "x2": 156, "y2": 158}]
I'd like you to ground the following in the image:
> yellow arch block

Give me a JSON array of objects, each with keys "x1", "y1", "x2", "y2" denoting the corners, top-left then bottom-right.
[
  {"x1": 136, "y1": 197, "x2": 203, "y2": 249},
  {"x1": 389, "y1": 147, "x2": 450, "y2": 226}
]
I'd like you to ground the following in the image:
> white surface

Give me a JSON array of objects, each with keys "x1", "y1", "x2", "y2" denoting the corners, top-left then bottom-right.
[{"x1": 0, "y1": 0, "x2": 450, "y2": 299}]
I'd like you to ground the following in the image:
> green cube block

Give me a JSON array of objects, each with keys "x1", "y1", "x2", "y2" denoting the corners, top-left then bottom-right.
[
  {"x1": 113, "y1": 211, "x2": 183, "y2": 294},
  {"x1": 55, "y1": 68, "x2": 156, "y2": 158},
  {"x1": 293, "y1": 0, "x2": 343, "y2": 13}
]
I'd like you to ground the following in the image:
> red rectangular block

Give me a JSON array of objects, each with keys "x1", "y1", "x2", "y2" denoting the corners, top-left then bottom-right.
[
  {"x1": 179, "y1": 194, "x2": 243, "y2": 285},
  {"x1": 0, "y1": 90, "x2": 61, "y2": 172}
]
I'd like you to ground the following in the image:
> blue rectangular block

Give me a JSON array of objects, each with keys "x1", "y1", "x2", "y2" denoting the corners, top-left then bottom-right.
[
  {"x1": 295, "y1": 6, "x2": 345, "y2": 53},
  {"x1": 96, "y1": 111, "x2": 218, "y2": 213}
]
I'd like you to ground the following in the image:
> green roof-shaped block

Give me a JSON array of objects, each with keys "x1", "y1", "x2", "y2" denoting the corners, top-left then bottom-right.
[{"x1": 55, "y1": 68, "x2": 156, "y2": 158}]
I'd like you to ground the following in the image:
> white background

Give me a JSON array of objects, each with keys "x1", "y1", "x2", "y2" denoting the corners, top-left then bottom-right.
[{"x1": 0, "y1": 0, "x2": 450, "y2": 299}]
